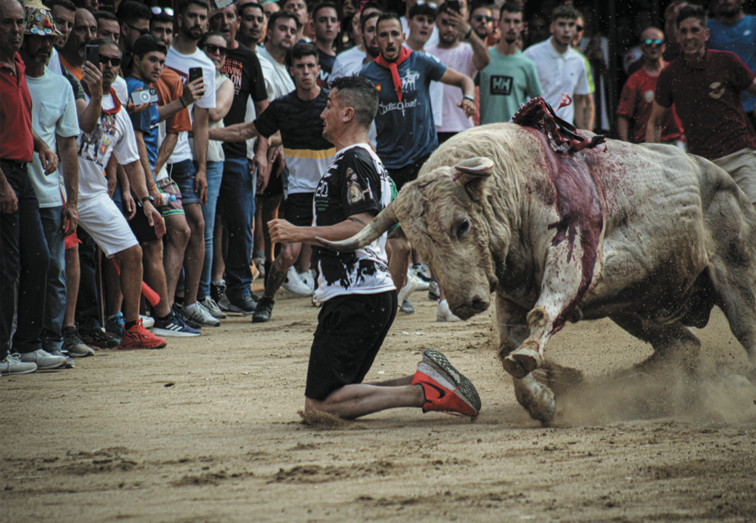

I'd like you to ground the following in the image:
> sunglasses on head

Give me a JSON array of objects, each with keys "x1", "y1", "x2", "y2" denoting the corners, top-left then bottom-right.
[
  {"x1": 100, "y1": 55, "x2": 121, "y2": 67},
  {"x1": 151, "y1": 6, "x2": 175, "y2": 16},
  {"x1": 415, "y1": 1, "x2": 438, "y2": 7},
  {"x1": 203, "y1": 43, "x2": 228, "y2": 55},
  {"x1": 642, "y1": 38, "x2": 664, "y2": 46},
  {"x1": 473, "y1": 14, "x2": 493, "y2": 22}
]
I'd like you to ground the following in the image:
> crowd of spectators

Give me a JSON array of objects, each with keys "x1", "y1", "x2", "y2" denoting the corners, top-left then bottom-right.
[{"x1": 3, "y1": 0, "x2": 756, "y2": 376}]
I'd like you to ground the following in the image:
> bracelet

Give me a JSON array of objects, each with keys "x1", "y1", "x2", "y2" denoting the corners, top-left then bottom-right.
[
  {"x1": 463, "y1": 95, "x2": 475, "y2": 102},
  {"x1": 147, "y1": 183, "x2": 156, "y2": 191}
]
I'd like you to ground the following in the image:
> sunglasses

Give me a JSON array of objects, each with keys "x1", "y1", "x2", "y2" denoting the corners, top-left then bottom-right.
[
  {"x1": 151, "y1": 6, "x2": 175, "y2": 16},
  {"x1": 642, "y1": 38, "x2": 664, "y2": 47},
  {"x1": 100, "y1": 55, "x2": 122, "y2": 67},
  {"x1": 472, "y1": 14, "x2": 493, "y2": 23},
  {"x1": 203, "y1": 43, "x2": 228, "y2": 55},
  {"x1": 127, "y1": 23, "x2": 149, "y2": 35},
  {"x1": 416, "y1": 1, "x2": 437, "y2": 7}
]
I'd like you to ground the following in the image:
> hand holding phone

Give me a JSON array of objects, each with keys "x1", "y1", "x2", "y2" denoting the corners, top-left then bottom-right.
[{"x1": 85, "y1": 44, "x2": 100, "y2": 67}]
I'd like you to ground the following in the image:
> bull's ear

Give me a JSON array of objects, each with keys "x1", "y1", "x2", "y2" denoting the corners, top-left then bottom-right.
[{"x1": 453, "y1": 157, "x2": 494, "y2": 201}]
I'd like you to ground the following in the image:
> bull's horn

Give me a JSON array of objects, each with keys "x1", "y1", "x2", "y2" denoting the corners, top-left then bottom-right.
[{"x1": 316, "y1": 204, "x2": 398, "y2": 252}]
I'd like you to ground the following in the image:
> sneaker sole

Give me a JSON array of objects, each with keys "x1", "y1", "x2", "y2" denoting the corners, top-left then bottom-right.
[
  {"x1": 1, "y1": 366, "x2": 37, "y2": 375},
  {"x1": 225, "y1": 304, "x2": 255, "y2": 315},
  {"x1": 152, "y1": 328, "x2": 200, "y2": 338},
  {"x1": 422, "y1": 348, "x2": 481, "y2": 414}
]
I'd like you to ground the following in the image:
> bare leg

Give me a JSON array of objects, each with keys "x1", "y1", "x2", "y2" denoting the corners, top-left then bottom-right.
[
  {"x1": 163, "y1": 213, "x2": 191, "y2": 306},
  {"x1": 305, "y1": 380, "x2": 424, "y2": 420},
  {"x1": 141, "y1": 240, "x2": 171, "y2": 318},
  {"x1": 211, "y1": 214, "x2": 225, "y2": 283},
  {"x1": 181, "y1": 203, "x2": 205, "y2": 308},
  {"x1": 103, "y1": 258, "x2": 122, "y2": 317},
  {"x1": 387, "y1": 237, "x2": 410, "y2": 291},
  {"x1": 262, "y1": 242, "x2": 301, "y2": 299},
  {"x1": 295, "y1": 244, "x2": 311, "y2": 274},
  {"x1": 114, "y1": 244, "x2": 143, "y2": 323}
]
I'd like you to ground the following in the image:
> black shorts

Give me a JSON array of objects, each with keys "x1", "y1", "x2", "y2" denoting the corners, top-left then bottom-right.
[
  {"x1": 386, "y1": 153, "x2": 431, "y2": 192},
  {"x1": 305, "y1": 291, "x2": 398, "y2": 401},
  {"x1": 258, "y1": 157, "x2": 284, "y2": 198},
  {"x1": 283, "y1": 192, "x2": 314, "y2": 227}
]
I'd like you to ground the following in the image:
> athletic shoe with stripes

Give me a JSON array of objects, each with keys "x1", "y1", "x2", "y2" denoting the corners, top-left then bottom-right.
[
  {"x1": 411, "y1": 348, "x2": 481, "y2": 417},
  {"x1": 152, "y1": 312, "x2": 200, "y2": 337}
]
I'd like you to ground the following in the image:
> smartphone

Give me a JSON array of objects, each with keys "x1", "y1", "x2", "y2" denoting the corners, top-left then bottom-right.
[
  {"x1": 447, "y1": 0, "x2": 461, "y2": 12},
  {"x1": 130, "y1": 87, "x2": 159, "y2": 105},
  {"x1": 84, "y1": 44, "x2": 99, "y2": 67},
  {"x1": 188, "y1": 67, "x2": 203, "y2": 85}
]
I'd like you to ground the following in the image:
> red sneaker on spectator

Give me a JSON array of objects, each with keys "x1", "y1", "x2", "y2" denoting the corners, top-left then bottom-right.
[{"x1": 118, "y1": 319, "x2": 167, "y2": 350}]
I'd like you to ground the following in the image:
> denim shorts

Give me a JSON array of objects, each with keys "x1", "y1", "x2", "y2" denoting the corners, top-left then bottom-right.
[{"x1": 168, "y1": 159, "x2": 200, "y2": 205}]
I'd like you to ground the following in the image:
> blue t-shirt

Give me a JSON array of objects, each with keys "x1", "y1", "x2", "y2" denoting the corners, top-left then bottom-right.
[
  {"x1": 125, "y1": 76, "x2": 159, "y2": 170},
  {"x1": 359, "y1": 52, "x2": 446, "y2": 169},
  {"x1": 708, "y1": 15, "x2": 756, "y2": 112}
]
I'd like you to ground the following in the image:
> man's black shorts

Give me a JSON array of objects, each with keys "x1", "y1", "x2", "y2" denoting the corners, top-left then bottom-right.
[
  {"x1": 283, "y1": 192, "x2": 314, "y2": 227},
  {"x1": 305, "y1": 291, "x2": 398, "y2": 401},
  {"x1": 386, "y1": 153, "x2": 431, "y2": 192}
]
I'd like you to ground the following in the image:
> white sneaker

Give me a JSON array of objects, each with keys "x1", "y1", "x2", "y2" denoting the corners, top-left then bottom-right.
[
  {"x1": 437, "y1": 299, "x2": 462, "y2": 322},
  {"x1": 409, "y1": 264, "x2": 431, "y2": 290},
  {"x1": 0, "y1": 353, "x2": 37, "y2": 375},
  {"x1": 182, "y1": 302, "x2": 221, "y2": 327},
  {"x1": 298, "y1": 270, "x2": 315, "y2": 292},
  {"x1": 19, "y1": 349, "x2": 67, "y2": 370},
  {"x1": 140, "y1": 314, "x2": 155, "y2": 329},
  {"x1": 397, "y1": 274, "x2": 418, "y2": 305},
  {"x1": 199, "y1": 296, "x2": 227, "y2": 319},
  {"x1": 282, "y1": 266, "x2": 313, "y2": 296}
]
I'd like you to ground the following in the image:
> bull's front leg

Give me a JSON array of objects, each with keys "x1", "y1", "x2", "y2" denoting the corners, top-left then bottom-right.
[{"x1": 502, "y1": 239, "x2": 596, "y2": 379}]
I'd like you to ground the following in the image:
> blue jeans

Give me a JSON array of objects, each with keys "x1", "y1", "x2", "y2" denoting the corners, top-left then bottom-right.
[
  {"x1": 39, "y1": 206, "x2": 66, "y2": 352},
  {"x1": 198, "y1": 160, "x2": 223, "y2": 300},
  {"x1": 0, "y1": 160, "x2": 50, "y2": 357},
  {"x1": 168, "y1": 159, "x2": 201, "y2": 205},
  {"x1": 218, "y1": 157, "x2": 255, "y2": 300}
]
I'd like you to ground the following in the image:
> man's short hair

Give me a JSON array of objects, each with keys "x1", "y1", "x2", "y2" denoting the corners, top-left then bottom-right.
[
  {"x1": 177, "y1": 0, "x2": 210, "y2": 16},
  {"x1": 94, "y1": 10, "x2": 118, "y2": 23},
  {"x1": 376, "y1": 12, "x2": 401, "y2": 31},
  {"x1": 311, "y1": 1, "x2": 337, "y2": 20},
  {"x1": 360, "y1": 2, "x2": 382, "y2": 14},
  {"x1": 237, "y1": 1, "x2": 263, "y2": 17},
  {"x1": 45, "y1": 0, "x2": 77, "y2": 12},
  {"x1": 280, "y1": 0, "x2": 305, "y2": 10},
  {"x1": 286, "y1": 40, "x2": 317, "y2": 66},
  {"x1": 409, "y1": 3, "x2": 436, "y2": 20},
  {"x1": 198, "y1": 30, "x2": 225, "y2": 46},
  {"x1": 91, "y1": 36, "x2": 121, "y2": 52},
  {"x1": 499, "y1": 1, "x2": 523, "y2": 16},
  {"x1": 267, "y1": 9, "x2": 301, "y2": 31},
  {"x1": 550, "y1": 4, "x2": 578, "y2": 23},
  {"x1": 360, "y1": 10, "x2": 379, "y2": 33},
  {"x1": 329, "y1": 75, "x2": 378, "y2": 128},
  {"x1": 132, "y1": 33, "x2": 167, "y2": 57},
  {"x1": 676, "y1": 4, "x2": 707, "y2": 28},
  {"x1": 151, "y1": 12, "x2": 174, "y2": 24},
  {"x1": 116, "y1": 1, "x2": 152, "y2": 23}
]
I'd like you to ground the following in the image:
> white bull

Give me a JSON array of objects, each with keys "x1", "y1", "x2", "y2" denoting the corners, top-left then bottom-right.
[{"x1": 319, "y1": 110, "x2": 756, "y2": 424}]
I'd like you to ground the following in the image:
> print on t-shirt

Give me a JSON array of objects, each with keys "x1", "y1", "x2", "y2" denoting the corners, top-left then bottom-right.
[{"x1": 79, "y1": 112, "x2": 117, "y2": 168}]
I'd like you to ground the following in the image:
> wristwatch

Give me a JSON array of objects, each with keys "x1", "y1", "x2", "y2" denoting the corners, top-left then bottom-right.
[{"x1": 141, "y1": 195, "x2": 155, "y2": 206}]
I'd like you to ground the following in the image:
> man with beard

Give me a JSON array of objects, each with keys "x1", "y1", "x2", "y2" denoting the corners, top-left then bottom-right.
[
  {"x1": 72, "y1": 38, "x2": 167, "y2": 350},
  {"x1": 330, "y1": 3, "x2": 382, "y2": 80},
  {"x1": 523, "y1": 4, "x2": 590, "y2": 128},
  {"x1": 208, "y1": 43, "x2": 337, "y2": 323},
  {"x1": 116, "y1": 1, "x2": 151, "y2": 70},
  {"x1": 647, "y1": 4, "x2": 756, "y2": 208},
  {"x1": 427, "y1": 1, "x2": 489, "y2": 143},
  {"x1": 206, "y1": 0, "x2": 268, "y2": 318},
  {"x1": 310, "y1": 1, "x2": 339, "y2": 87},
  {"x1": 20, "y1": 2, "x2": 94, "y2": 365},
  {"x1": 236, "y1": 0, "x2": 266, "y2": 49},
  {"x1": 95, "y1": 10, "x2": 120, "y2": 44},
  {"x1": 708, "y1": 0, "x2": 756, "y2": 129},
  {"x1": 164, "y1": 0, "x2": 216, "y2": 325},
  {"x1": 478, "y1": 1, "x2": 541, "y2": 124},
  {"x1": 0, "y1": 0, "x2": 65, "y2": 375},
  {"x1": 469, "y1": 2, "x2": 494, "y2": 45}
]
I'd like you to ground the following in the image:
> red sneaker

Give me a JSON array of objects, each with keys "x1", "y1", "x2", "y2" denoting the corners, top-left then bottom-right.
[
  {"x1": 118, "y1": 319, "x2": 167, "y2": 350},
  {"x1": 411, "y1": 348, "x2": 481, "y2": 417}
]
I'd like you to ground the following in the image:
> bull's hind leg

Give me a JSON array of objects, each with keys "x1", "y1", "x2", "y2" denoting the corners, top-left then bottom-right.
[
  {"x1": 709, "y1": 262, "x2": 756, "y2": 366},
  {"x1": 610, "y1": 314, "x2": 701, "y2": 373}
]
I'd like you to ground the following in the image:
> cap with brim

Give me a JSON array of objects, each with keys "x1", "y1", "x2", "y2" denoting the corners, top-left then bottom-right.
[{"x1": 24, "y1": 0, "x2": 63, "y2": 37}]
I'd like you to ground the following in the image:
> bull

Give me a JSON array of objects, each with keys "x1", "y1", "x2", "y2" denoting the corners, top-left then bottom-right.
[{"x1": 319, "y1": 100, "x2": 756, "y2": 424}]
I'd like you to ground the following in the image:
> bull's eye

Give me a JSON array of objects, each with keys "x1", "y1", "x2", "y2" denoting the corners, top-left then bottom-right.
[{"x1": 455, "y1": 218, "x2": 471, "y2": 239}]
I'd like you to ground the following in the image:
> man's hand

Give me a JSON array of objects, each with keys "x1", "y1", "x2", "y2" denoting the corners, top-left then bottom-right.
[
  {"x1": 149, "y1": 184, "x2": 164, "y2": 207},
  {"x1": 0, "y1": 176, "x2": 18, "y2": 214},
  {"x1": 126, "y1": 101, "x2": 150, "y2": 115},
  {"x1": 458, "y1": 97, "x2": 476, "y2": 118},
  {"x1": 447, "y1": 10, "x2": 471, "y2": 38},
  {"x1": 253, "y1": 152, "x2": 269, "y2": 192},
  {"x1": 194, "y1": 168, "x2": 208, "y2": 204},
  {"x1": 122, "y1": 190, "x2": 137, "y2": 220},
  {"x1": 38, "y1": 145, "x2": 59, "y2": 175},
  {"x1": 143, "y1": 201, "x2": 166, "y2": 238},
  {"x1": 268, "y1": 218, "x2": 299, "y2": 244},
  {"x1": 62, "y1": 201, "x2": 78, "y2": 235},
  {"x1": 81, "y1": 61, "x2": 103, "y2": 100},
  {"x1": 181, "y1": 77, "x2": 204, "y2": 106}
]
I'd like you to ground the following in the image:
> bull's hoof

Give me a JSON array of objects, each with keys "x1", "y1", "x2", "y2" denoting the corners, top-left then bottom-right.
[{"x1": 503, "y1": 346, "x2": 543, "y2": 379}]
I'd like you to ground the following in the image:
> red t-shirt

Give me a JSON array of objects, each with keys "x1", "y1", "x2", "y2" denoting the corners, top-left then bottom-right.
[
  {"x1": 655, "y1": 49, "x2": 756, "y2": 159},
  {"x1": 617, "y1": 65, "x2": 683, "y2": 144},
  {"x1": 0, "y1": 53, "x2": 34, "y2": 162}
]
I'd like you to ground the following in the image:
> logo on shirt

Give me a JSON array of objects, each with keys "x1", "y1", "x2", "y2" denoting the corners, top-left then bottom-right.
[
  {"x1": 489, "y1": 75, "x2": 513, "y2": 96},
  {"x1": 709, "y1": 81, "x2": 725, "y2": 100},
  {"x1": 346, "y1": 169, "x2": 371, "y2": 204}
]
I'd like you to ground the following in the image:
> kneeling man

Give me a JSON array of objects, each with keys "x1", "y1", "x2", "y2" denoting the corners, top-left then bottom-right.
[{"x1": 268, "y1": 76, "x2": 480, "y2": 419}]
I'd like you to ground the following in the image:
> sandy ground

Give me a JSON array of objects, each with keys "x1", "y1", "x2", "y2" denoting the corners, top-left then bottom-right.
[{"x1": 2, "y1": 287, "x2": 756, "y2": 522}]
